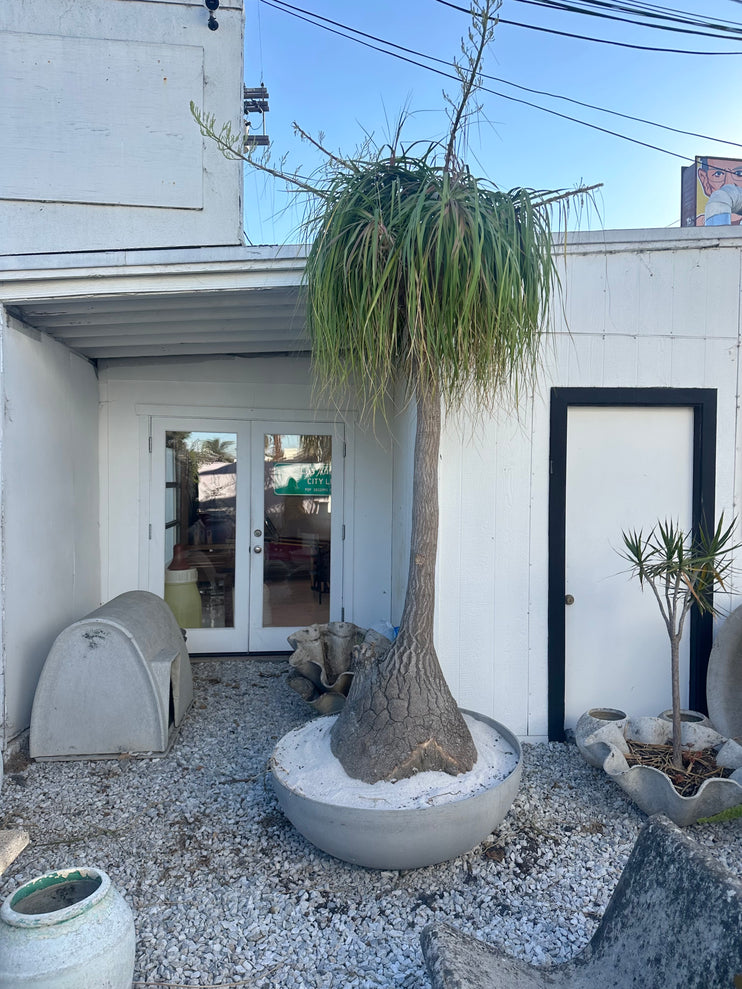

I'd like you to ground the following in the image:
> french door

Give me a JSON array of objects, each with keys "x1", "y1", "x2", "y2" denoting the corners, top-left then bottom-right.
[{"x1": 149, "y1": 416, "x2": 344, "y2": 653}]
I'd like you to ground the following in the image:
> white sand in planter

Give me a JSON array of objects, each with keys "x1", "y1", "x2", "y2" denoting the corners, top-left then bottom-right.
[{"x1": 271, "y1": 713, "x2": 520, "y2": 809}]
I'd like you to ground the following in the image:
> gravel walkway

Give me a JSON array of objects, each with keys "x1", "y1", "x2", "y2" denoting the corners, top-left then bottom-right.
[{"x1": 2, "y1": 656, "x2": 740, "y2": 988}]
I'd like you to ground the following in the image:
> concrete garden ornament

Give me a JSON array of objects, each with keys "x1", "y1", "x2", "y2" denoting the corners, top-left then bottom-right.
[
  {"x1": 576, "y1": 517, "x2": 742, "y2": 826},
  {"x1": 286, "y1": 622, "x2": 393, "y2": 715},
  {"x1": 0, "y1": 867, "x2": 135, "y2": 988},
  {"x1": 706, "y1": 601, "x2": 742, "y2": 740}
]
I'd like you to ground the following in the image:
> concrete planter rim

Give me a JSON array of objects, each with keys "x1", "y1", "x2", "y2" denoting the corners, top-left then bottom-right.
[
  {"x1": 606, "y1": 763, "x2": 742, "y2": 827},
  {"x1": 1, "y1": 867, "x2": 110, "y2": 929},
  {"x1": 583, "y1": 707, "x2": 628, "y2": 721},
  {"x1": 271, "y1": 709, "x2": 522, "y2": 818},
  {"x1": 270, "y1": 709, "x2": 523, "y2": 869}
]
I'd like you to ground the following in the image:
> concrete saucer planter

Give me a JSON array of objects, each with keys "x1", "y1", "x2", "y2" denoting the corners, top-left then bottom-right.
[
  {"x1": 577, "y1": 714, "x2": 742, "y2": 827},
  {"x1": 0, "y1": 866, "x2": 135, "y2": 988},
  {"x1": 270, "y1": 709, "x2": 522, "y2": 870}
]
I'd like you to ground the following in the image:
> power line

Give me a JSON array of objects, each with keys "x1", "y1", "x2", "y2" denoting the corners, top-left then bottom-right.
[
  {"x1": 436, "y1": 0, "x2": 742, "y2": 52},
  {"x1": 515, "y1": 0, "x2": 742, "y2": 35},
  {"x1": 269, "y1": 0, "x2": 742, "y2": 147},
  {"x1": 604, "y1": 0, "x2": 742, "y2": 30},
  {"x1": 512, "y1": 0, "x2": 742, "y2": 40},
  {"x1": 264, "y1": 0, "x2": 742, "y2": 156}
]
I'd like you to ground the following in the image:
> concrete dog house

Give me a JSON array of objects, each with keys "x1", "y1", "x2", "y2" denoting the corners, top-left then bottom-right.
[{"x1": 30, "y1": 591, "x2": 193, "y2": 759}]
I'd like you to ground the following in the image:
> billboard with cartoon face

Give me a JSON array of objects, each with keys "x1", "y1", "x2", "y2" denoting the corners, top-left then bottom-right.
[{"x1": 681, "y1": 157, "x2": 742, "y2": 227}]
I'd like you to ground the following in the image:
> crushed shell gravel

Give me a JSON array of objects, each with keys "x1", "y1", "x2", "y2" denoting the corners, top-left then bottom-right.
[{"x1": 1, "y1": 656, "x2": 740, "y2": 988}]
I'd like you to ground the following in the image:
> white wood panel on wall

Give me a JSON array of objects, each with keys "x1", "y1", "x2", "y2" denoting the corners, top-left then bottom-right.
[
  {"x1": 436, "y1": 414, "x2": 467, "y2": 703},
  {"x1": 489, "y1": 408, "x2": 537, "y2": 735},
  {"x1": 526, "y1": 390, "x2": 553, "y2": 738},
  {"x1": 0, "y1": 0, "x2": 244, "y2": 254},
  {"x1": 1, "y1": 317, "x2": 99, "y2": 739},
  {"x1": 439, "y1": 236, "x2": 742, "y2": 737},
  {"x1": 1, "y1": 34, "x2": 204, "y2": 208},
  {"x1": 436, "y1": 404, "x2": 537, "y2": 736}
]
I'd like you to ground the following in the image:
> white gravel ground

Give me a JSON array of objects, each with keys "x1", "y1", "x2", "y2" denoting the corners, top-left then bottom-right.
[{"x1": 2, "y1": 656, "x2": 740, "y2": 989}]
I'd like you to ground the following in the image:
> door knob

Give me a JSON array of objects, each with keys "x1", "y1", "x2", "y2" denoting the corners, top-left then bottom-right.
[
  {"x1": 253, "y1": 546, "x2": 262, "y2": 554},
  {"x1": 565, "y1": 594, "x2": 575, "y2": 606}
]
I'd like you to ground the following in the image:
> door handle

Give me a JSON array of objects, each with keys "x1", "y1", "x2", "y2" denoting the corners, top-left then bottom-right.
[{"x1": 253, "y1": 546, "x2": 262, "y2": 554}]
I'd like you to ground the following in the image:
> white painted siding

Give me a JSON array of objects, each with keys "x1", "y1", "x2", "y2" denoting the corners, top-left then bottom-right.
[
  {"x1": 3, "y1": 228, "x2": 742, "y2": 746},
  {"x1": 0, "y1": 0, "x2": 244, "y2": 255},
  {"x1": 1, "y1": 314, "x2": 100, "y2": 741},
  {"x1": 430, "y1": 233, "x2": 742, "y2": 739}
]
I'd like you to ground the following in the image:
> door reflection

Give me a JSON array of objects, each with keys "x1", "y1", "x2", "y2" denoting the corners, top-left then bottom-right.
[
  {"x1": 263, "y1": 433, "x2": 331, "y2": 628},
  {"x1": 165, "y1": 431, "x2": 237, "y2": 628}
]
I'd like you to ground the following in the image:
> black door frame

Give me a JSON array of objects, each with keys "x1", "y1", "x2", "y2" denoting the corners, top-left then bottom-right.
[{"x1": 547, "y1": 387, "x2": 717, "y2": 742}]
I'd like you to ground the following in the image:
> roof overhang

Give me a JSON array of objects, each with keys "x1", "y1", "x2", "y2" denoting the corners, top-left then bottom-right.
[{"x1": 0, "y1": 245, "x2": 309, "y2": 360}]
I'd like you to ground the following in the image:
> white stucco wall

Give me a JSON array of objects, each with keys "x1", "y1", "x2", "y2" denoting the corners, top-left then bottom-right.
[
  {"x1": 432, "y1": 230, "x2": 742, "y2": 739},
  {"x1": 0, "y1": 0, "x2": 244, "y2": 255},
  {"x1": 1, "y1": 312, "x2": 100, "y2": 741},
  {"x1": 98, "y1": 355, "x2": 394, "y2": 638}
]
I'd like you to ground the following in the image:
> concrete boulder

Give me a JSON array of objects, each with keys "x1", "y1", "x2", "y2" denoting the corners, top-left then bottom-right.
[{"x1": 422, "y1": 815, "x2": 742, "y2": 989}]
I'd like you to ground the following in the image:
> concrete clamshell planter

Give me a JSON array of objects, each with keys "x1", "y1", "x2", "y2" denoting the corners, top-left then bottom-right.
[
  {"x1": 286, "y1": 622, "x2": 392, "y2": 715},
  {"x1": 0, "y1": 867, "x2": 135, "y2": 988},
  {"x1": 270, "y1": 709, "x2": 522, "y2": 870},
  {"x1": 579, "y1": 715, "x2": 742, "y2": 827}
]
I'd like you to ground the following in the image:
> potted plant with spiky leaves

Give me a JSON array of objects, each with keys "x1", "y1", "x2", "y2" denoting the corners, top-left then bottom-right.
[
  {"x1": 576, "y1": 515, "x2": 742, "y2": 827},
  {"x1": 620, "y1": 516, "x2": 738, "y2": 770}
]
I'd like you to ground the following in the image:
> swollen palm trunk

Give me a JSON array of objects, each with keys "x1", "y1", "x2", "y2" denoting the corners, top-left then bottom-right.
[{"x1": 330, "y1": 379, "x2": 477, "y2": 783}]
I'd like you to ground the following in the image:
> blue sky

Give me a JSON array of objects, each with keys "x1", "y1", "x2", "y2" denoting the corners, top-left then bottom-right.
[{"x1": 241, "y1": 0, "x2": 742, "y2": 245}]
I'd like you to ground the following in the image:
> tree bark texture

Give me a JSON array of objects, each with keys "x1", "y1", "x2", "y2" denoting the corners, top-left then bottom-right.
[
  {"x1": 670, "y1": 636, "x2": 683, "y2": 770},
  {"x1": 330, "y1": 377, "x2": 477, "y2": 783}
]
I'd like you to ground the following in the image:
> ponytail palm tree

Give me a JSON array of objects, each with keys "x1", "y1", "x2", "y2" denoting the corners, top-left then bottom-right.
[
  {"x1": 195, "y1": 0, "x2": 595, "y2": 783},
  {"x1": 310, "y1": 161, "x2": 561, "y2": 782}
]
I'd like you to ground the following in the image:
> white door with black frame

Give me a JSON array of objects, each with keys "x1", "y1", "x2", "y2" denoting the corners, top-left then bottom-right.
[
  {"x1": 149, "y1": 417, "x2": 344, "y2": 653},
  {"x1": 562, "y1": 405, "x2": 695, "y2": 730}
]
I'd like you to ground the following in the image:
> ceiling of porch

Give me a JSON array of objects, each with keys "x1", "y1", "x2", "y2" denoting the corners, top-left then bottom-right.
[{"x1": 0, "y1": 246, "x2": 310, "y2": 360}]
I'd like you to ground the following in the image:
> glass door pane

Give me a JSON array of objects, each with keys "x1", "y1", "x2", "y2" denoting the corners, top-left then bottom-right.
[
  {"x1": 151, "y1": 418, "x2": 249, "y2": 654},
  {"x1": 250, "y1": 424, "x2": 343, "y2": 651},
  {"x1": 263, "y1": 432, "x2": 331, "y2": 627},
  {"x1": 164, "y1": 431, "x2": 237, "y2": 629}
]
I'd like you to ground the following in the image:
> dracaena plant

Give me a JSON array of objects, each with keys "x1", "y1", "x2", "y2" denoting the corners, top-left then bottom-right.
[{"x1": 619, "y1": 515, "x2": 738, "y2": 770}]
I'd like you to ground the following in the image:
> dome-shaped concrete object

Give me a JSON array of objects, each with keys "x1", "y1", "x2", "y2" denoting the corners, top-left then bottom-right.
[
  {"x1": 707, "y1": 604, "x2": 742, "y2": 739},
  {"x1": 30, "y1": 591, "x2": 193, "y2": 760}
]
